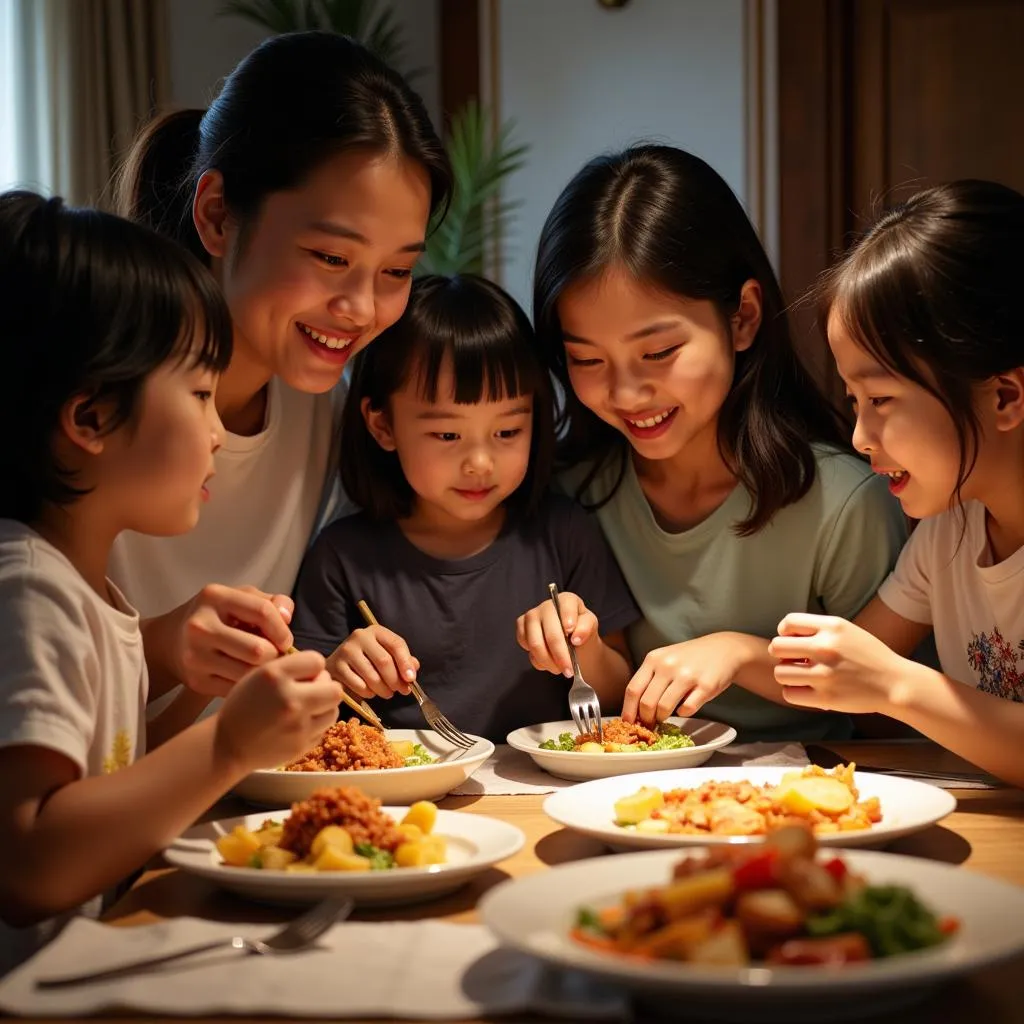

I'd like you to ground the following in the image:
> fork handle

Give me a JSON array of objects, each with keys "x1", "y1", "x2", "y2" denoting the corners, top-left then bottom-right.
[
  {"x1": 36, "y1": 939, "x2": 235, "y2": 988},
  {"x1": 546, "y1": 583, "x2": 582, "y2": 674}
]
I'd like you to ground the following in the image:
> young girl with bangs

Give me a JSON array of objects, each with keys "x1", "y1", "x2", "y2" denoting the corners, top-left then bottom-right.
[
  {"x1": 770, "y1": 180, "x2": 1024, "y2": 787},
  {"x1": 0, "y1": 193, "x2": 342, "y2": 973},
  {"x1": 290, "y1": 274, "x2": 639, "y2": 742},
  {"x1": 109, "y1": 32, "x2": 452, "y2": 715},
  {"x1": 533, "y1": 144, "x2": 907, "y2": 743}
]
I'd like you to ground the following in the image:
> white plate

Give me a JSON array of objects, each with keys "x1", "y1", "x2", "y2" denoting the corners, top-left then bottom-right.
[
  {"x1": 506, "y1": 717, "x2": 737, "y2": 781},
  {"x1": 233, "y1": 729, "x2": 494, "y2": 807},
  {"x1": 165, "y1": 807, "x2": 523, "y2": 906},
  {"x1": 480, "y1": 847, "x2": 1024, "y2": 1022},
  {"x1": 543, "y1": 766, "x2": 957, "y2": 849}
]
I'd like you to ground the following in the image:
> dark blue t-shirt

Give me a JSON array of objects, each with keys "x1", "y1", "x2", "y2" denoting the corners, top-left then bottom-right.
[{"x1": 291, "y1": 494, "x2": 639, "y2": 743}]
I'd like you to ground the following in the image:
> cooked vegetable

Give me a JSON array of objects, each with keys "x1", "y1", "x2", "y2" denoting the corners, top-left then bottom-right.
[
  {"x1": 614, "y1": 786, "x2": 665, "y2": 825},
  {"x1": 539, "y1": 719, "x2": 695, "y2": 752},
  {"x1": 353, "y1": 842, "x2": 396, "y2": 871},
  {"x1": 571, "y1": 824, "x2": 955, "y2": 968},
  {"x1": 806, "y1": 885, "x2": 948, "y2": 957},
  {"x1": 777, "y1": 775, "x2": 855, "y2": 815}
]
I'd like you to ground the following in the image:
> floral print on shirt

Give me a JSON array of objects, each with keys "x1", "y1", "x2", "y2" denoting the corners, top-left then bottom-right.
[{"x1": 966, "y1": 628, "x2": 1024, "y2": 702}]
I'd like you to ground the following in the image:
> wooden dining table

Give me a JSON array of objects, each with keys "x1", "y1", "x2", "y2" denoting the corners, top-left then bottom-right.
[{"x1": 31, "y1": 741, "x2": 1024, "y2": 1023}]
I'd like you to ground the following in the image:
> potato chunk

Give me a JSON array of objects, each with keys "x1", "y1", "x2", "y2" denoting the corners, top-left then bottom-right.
[
  {"x1": 401, "y1": 801, "x2": 438, "y2": 835},
  {"x1": 777, "y1": 776, "x2": 854, "y2": 816},
  {"x1": 310, "y1": 825, "x2": 354, "y2": 858},
  {"x1": 216, "y1": 827, "x2": 261, "y2": 867},
  {"x1": 614, "y1": 786, "x2": 665, "y2": 825}
]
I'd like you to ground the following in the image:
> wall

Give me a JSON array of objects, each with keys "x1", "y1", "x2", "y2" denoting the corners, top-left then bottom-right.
[
  {"x1": 167, "y1": 0, "x2": 441, "y2": 127},
  {"x1": 494, "y1": 0, "x2": 749, "y2": 309}
]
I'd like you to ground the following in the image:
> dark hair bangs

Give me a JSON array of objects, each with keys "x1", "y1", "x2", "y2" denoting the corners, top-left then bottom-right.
[
  {"x1": 340, "y1": 273, "x2": 555, "y2": 521},
  {"x1": 411, "y1": 319, "x2": 545, "y2": 410}
]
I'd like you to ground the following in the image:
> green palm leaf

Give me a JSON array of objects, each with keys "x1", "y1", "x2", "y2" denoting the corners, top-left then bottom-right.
[
  {"x1": 421, "y1": 101, "x2": 529, "y2": 276},
  {"x1": 218, "y1": 0, "x2": 409, "y2": 69}
]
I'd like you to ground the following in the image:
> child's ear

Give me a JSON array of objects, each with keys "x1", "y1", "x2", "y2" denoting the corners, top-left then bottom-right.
[
  {"x1": 991, "y1": 368, "x2": 1024, "y2": 431},
  {"x1": 193, "y1": 170, "x2": 230, "y2": 260},
  {"x1": 59, "y1": 395, "x2": 109, "y2": 455},
  {"x1": 730, "y1": 279, "x2": 763, "y2": 353},
  {"x1": 361, "y1": 397, "x2": 397, "y2": 451}
]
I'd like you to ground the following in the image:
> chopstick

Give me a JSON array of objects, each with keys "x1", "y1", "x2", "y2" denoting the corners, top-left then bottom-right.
[
  {"x1": 357, "y1": 600, "x2": 379, "y2": 628},
  {"x1": 284, "y1": 644, "x2": 386, "y2": 732}
]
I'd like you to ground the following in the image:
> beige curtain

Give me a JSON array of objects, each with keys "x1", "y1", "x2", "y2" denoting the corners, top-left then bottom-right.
[{"x1": 13, "y1": 0, "x2": 169, "y2": 206}]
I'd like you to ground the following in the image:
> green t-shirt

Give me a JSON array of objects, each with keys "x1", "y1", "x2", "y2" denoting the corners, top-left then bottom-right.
[{"x1": 561, "y1": 446, "x2": 907, "y2": 741}]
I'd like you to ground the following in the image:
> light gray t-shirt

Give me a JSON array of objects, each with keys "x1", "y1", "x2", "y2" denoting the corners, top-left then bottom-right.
[
  {"x1": 562, "y1": 446, "x2": 907, "y2": 741},
  {"x1": 0, "y1": 522, "x2": 147, "y2": 975}
]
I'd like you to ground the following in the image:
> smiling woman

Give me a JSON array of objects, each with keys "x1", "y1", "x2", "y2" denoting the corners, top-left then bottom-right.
[{"x1": 106, "y1": 31, "x2": 453, "y2": 714}]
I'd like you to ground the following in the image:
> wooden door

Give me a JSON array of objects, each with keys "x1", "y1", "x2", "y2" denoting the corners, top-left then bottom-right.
[{"x1": 778, "y1": 0, "x2": 1024, "y2": 401}]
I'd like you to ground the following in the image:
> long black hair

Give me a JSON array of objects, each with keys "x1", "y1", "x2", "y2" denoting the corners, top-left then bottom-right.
[
  {"x1": 534, "y1": 145, "x2": 848, "y2": 535},
  {"x1": 0, "y1": 191, "x2": 233, "y2": 523},
  {"x1": 819, "y1": 178, "x2": 1024, "y2": 509},
  {"x1": 114, "y1": 31, "x2": 452, "y2": 264},
  {"x1": 342, "y1": 274, "x2": 556, "y2": 520}
]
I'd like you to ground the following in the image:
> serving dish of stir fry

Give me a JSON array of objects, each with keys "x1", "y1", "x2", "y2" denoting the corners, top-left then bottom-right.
[
  {"x1": 479, "y1": 832, "x2": 1024, "y2": 1021},
  {"x1": 572, "y1": 824, "x2": 955, "y2": 966}
]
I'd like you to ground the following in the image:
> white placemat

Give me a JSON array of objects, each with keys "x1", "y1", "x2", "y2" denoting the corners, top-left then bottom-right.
[
  {"x1": 0, "y1": 917, "x2": 628, "y2": 1020},
  {"x1": 451, "y1": 742, "x2": 809, "y2": 796}
]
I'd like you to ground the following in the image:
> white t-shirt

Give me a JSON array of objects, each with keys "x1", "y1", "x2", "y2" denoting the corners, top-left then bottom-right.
[
  {"x1": 0, "y1": 521, "x2": 147, "y2": 975},
  {"x1": 108, "y1": 377, "x2": 344, "y2": 619},
  {"x1": 878, "y1": 500, "x2": 1024, "y2": 701}
]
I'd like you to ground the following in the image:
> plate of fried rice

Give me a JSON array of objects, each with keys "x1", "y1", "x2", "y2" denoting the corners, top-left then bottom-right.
[
  {"x1": 166, "y1": 786, "x2": 523, "y2": 905},
  {"x1": 506, "y1": 717, "x2": 737, "y2": 781},
  {"x1": 542, "y1": 765, "x2": 956, "y2": 850},
  {"x1": 233, "y1": 719, "x2": 494, "y2": 807}
]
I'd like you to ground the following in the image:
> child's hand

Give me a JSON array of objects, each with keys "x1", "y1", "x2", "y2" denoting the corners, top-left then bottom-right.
[
  {"x1": 216, "y1": 650, "x2": 343, "y2": 773},
  {"x1": 163, "y1": 584, "x2": 295, "y2": 696},
  {"x1": 327, "y1": 626, "x2": 419, "y2": 700},
  {"x1": 770, "y1": 613, "x2": 901, "y2": 714},
  {"x1": 621, "y1": 635, "x2": 741, "y2": 725},
  {"x1": 516, "y1": 592, "x2": 598, "y2": 676}
]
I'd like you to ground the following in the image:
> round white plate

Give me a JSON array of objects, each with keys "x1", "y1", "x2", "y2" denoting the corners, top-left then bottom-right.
[
  {"x1": 506, "y1": 717, "x2": 737, "y2": 781},
  {"x1": 233, "y1": 729, "x2": 494, "y2": 807},
  {"x1": 480, "y1": 847, "x2": 1024, "y2": 1023},
  {"x1": 543, "y1": 766, "x2": 957, "y2": 849},
  {"x1": 165, "y1": 807, "x2": 523, "y2": 906}
]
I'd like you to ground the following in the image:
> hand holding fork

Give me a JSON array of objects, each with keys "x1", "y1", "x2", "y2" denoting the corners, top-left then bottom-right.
[{"x1": 544, "y1": 583, "x2": 603, "y2": 741}]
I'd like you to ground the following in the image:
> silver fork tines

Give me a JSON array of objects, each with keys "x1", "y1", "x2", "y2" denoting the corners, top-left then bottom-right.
[
  {"x1": 409, "y1": 680, "x2": 475, "y2": 751},
  {"x1": 35, "y1": 897, "x2": 355, "y2": 988},
  {"x1": 548, "y1": 582, "x2": 603, "y2": 742}
]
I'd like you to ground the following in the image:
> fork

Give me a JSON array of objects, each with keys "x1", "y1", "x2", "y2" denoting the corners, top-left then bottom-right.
[
  {"x1": 548, "y1": 582, "x2": 603, "y2": 742},
  {"x1": 356, "y1": 600, "x2": 476, "y2": 751},
  {"x1": 35, "y1": 896, "x2": 354, "y2": 989}
]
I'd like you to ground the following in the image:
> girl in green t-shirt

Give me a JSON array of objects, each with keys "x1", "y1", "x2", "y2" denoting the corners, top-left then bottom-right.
[{"x1": 531, "y1": 145, "x2": 906, "y2": 742}]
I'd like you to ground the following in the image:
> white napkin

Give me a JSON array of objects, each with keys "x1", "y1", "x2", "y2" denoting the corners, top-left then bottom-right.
[
  {"x1": 0, "y1": 917, "x2": 629, "y2": 1020},
  {"x1": 451, "y1": 742, "x2": 809, "y2": 796}
]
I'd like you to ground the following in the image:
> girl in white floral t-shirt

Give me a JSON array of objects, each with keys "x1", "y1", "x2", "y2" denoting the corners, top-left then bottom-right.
[{"x1": 771, "y1": 180, "x2": 1024, "y2": 788}]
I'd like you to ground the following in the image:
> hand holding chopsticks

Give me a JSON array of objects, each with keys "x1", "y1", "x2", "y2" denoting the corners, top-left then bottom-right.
[{"x1": 283, "y1": 645, "x2": 385, "y2": 731}]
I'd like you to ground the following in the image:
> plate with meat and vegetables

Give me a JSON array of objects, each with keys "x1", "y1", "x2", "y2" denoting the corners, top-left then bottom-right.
[
  {"x1": 506, "y1": 716, "x2": 736, "y2": 781},
  {"x1": 480, "y1": 824, "x2": 1024, "y2": 1022},
  {"x1": 233, "y1": 719, "x2": 494, "y2": 806},
  {"x1": 543, "y1": 764, "x2": 956, "y2": 849},
  {"x1": 166, "y1": 785, "x2": 523, "y2": 905}
]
